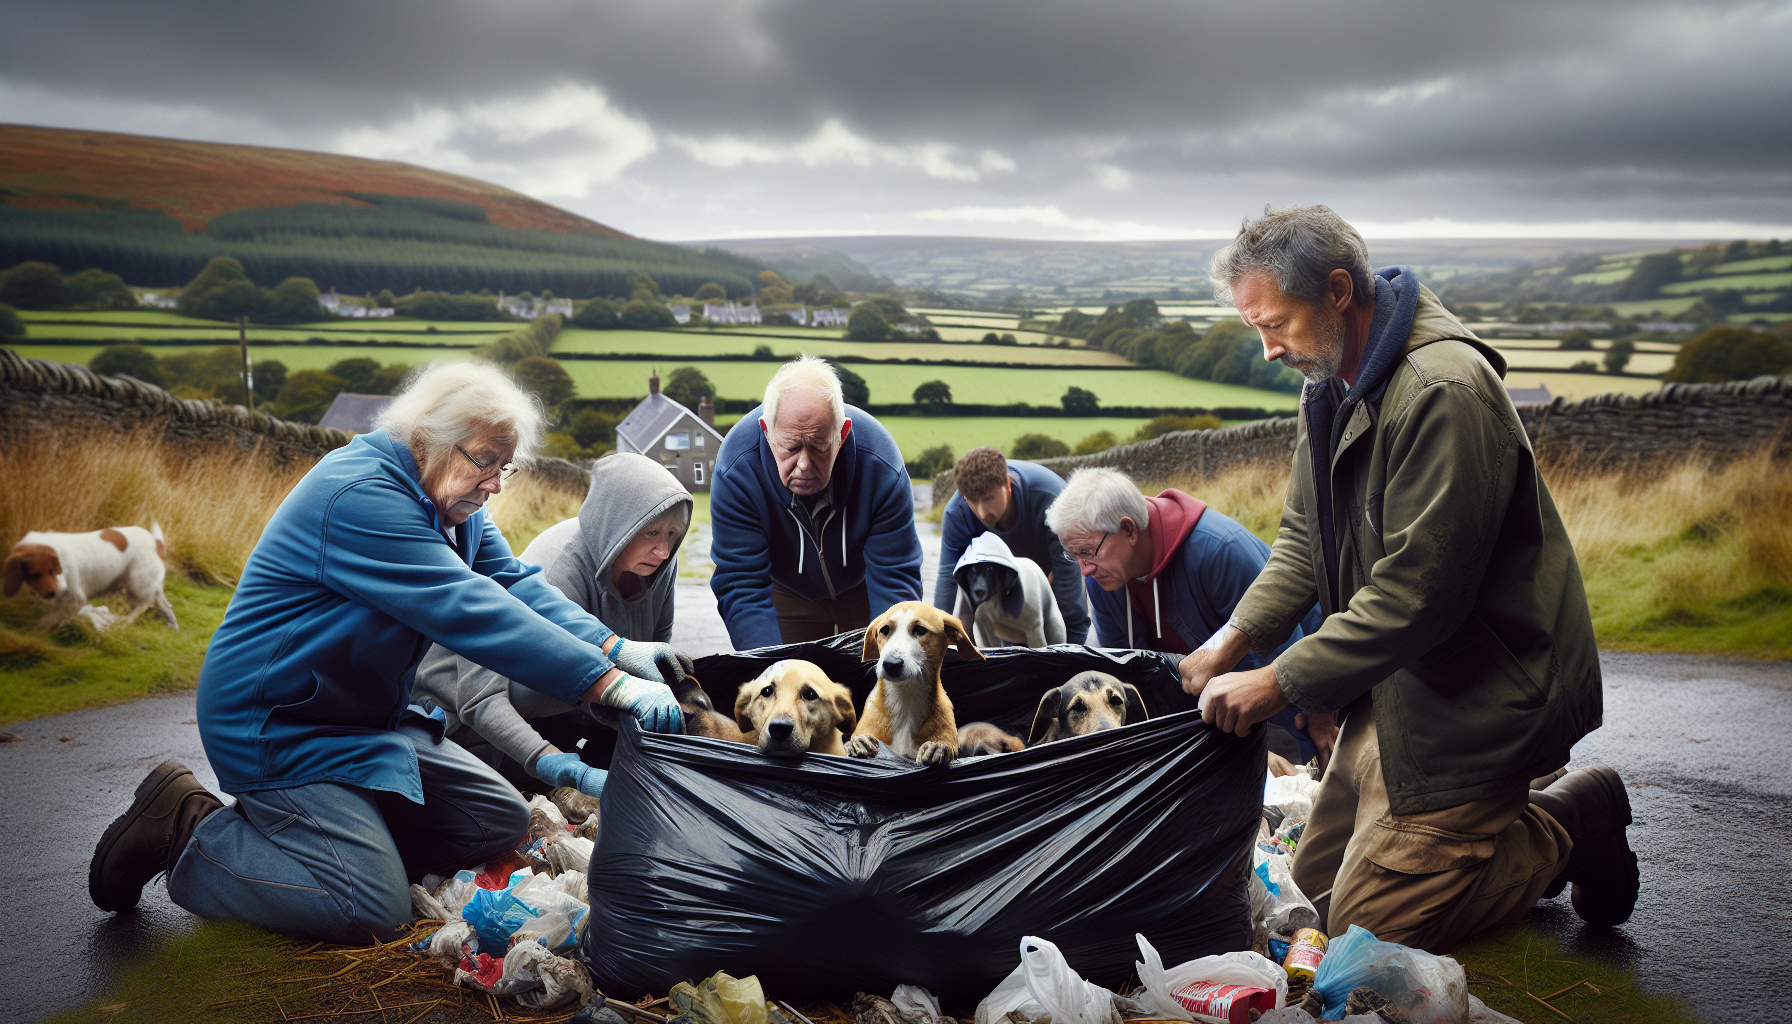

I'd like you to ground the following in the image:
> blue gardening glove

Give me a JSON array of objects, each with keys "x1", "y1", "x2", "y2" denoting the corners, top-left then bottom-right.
[
  {"x1": 597, "y1": 672, "x2": 684, "y2": 734},
  {"x1": 533, "y1": 751, "x2": 608, "y2": 797},
  {"x1": 607, "y1": 638, "x2": 694, "y2": 686}
]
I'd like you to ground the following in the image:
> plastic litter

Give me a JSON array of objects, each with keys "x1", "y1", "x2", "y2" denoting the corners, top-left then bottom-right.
[
  {"x1": 671, "y1": 970, "x2": 775, "y2": 1024},
  {"x1": 410, "y1": 882, "x2": 452, "y2": 923},
  {"x1": 975, "y1": 935, "x2": 1122, "y2": 1024},
  {"x1": 1263, "y1": 773, "x2": 1321, "y2": 824},
  {"x1": 891, "y1": 984, "x2": 943, "y2": 1024},
  {"x1": 454, "y1": 938, "x2": 593, "y2": 1010},
  {"x1": 545, "y1": 832, "x2": 595, "y2": 876},
  {"x1": 463, "y1": 885, "x2": 542, "y2": 952},
  {"x1": 585, "y1": 635, "x2": 1264, "y2": 1001},
  {"x1": 527, "y1": 793, "x2": 569, "y2": 827},
  {"x1": 1312, "y1": 925, "x2": 1469, "y2": 1024},
  {"x1": 425, "y1": 920, "x2": 477, "y2": 969},
  {"x1": 433, "y1": 869, "x2": 480, "y2": 917},
  {"x1": 1282, "y1": 927, "x2": 1327, "y2": 982},
  {"x1": 1252, "y1": 844, "x2": 1318, "y2": 936},
  {"x1": 1133, "y1": 934, "x2": 1287, "y2": 1024}
]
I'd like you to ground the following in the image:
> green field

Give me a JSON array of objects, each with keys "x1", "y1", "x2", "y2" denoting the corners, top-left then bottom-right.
[
  {"x1": 1708, "y1": 254, "x2": 1792, "y2": 275},
  {"x1": 17, "y1": 323, "x2": 508, "y2": 345},
  {"x1": 6, "y1": 343, "x2": 473, "y2": 373},
  {"x1": 1661, "y1": 271, "x2": 1792, "y2": 295},
  {"x1": 1605, "y1": 297, "x2": 1704, "y2": 318},
  {"x1": 1498, "y1": 371, "x2": 1667, "y2": 400},
  {"x1": 1568, "y1": 268, "x2": 1634, "y2": 285},
  {"x1": 552, "y1": 329, "x2": 1129, "y2": 366},
  {"x1": 860, "y1": 416, "x2": 1163, "y2": 455}
]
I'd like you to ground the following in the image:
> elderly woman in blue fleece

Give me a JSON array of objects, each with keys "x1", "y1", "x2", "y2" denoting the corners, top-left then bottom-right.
[{"x1": 87, "y1": 362, "x2": 689, "y2": 944}]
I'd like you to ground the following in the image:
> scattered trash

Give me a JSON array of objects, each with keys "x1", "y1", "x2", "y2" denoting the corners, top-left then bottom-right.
[
  {"x1": 552, "y1": 784, "x2": 603, "y2": 823},
  {"x1": 891, "y1": 984, "x2": 944, "y2": 1024},
  {"x1": 1133, "y1": 934, "x2": 1287, "y2": 1024},
  {"x1": 671, "y1": 970, "x2": 787, "y2": 1024},
  {"x1": 975, "y1": 935, "x2": 1123, "y2": 1024},
  {"x1": 409, "y1": 882, "x2": 451, "y2": 923},
  {"x1": 463, "y1": 885, "x2": 543, "y2": 952},
  {"x1": 852, "y1": 991, "x2": 913, "y2": 1024},
  {"x1": 425, "y1": 919, "x2": 477, "y2": 969},
  {"x1": 455, "y1": 937, "x2": 594, "y2": 1010},
  {"x1": 544, "y1": 831, "x2": 595, "y2": 875},
  {"x1": 433, "y1": 868, "x2": 480, "y2": 917},
  {"x1": 1281, "y1": 927, "x2": 1328, "y2": 1007},
  {"x1": 1312, "y1": 925, "x2": 1469, "y2": 1024},
  {"x1": 1251, "y1": 841, "x2": 1319, "y2": 937}
]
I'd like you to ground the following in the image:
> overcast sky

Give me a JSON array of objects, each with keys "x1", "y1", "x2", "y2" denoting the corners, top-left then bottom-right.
[{"x1": 3, "y1": 0, "x2": 1789, "y2": 242}]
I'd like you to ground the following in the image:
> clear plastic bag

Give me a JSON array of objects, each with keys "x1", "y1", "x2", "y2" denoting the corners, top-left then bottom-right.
[
  {"x1": 459, "y1": 938, "x2": 593, "y2": 1010},
  {"x1": 1134, "y1": 934, "x2": 1287, "y2": 1023},
  {"x1": 892, "y1": 985, "x2": 942, "y2": 1024},
  {"x1": 433, "y1": 868, "x2": 481, "y2": 917},
  {"x1": 1251, "y1": 847, "x2": 1318, "y2": 935},
  {"x1": 1312, "y1": 926, "x2": 1469, "y2": 1024},
  {"x1": 411, "y1": 882, "x2": 452, "y2": 923},
  {"x1": 976, "y1": 935, "x2": 1121, "y2": 1024},
  {"x1": 545, "y1": 832, "x2": 595, "y2": 875},
  {"x1": 426, "y1": 919, "x2": 477, "y2": 968},
  {"x1": 671, "y1": 970, "x2": 772, "y2": 1024},
  {"x1": 1262, "y1": 774, "x2": 1320, "y2": 823}
]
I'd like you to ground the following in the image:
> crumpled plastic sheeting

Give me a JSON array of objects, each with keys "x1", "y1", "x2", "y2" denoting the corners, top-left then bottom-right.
[
  {"x1": 455, "y1": 938, "x2": 593, "y2": 1010},
  {"x1": 426, "y1": 920, "x2": 476, "y2": 969},
  {"x1": 585, "y1": 637, "x2": 1266, "y2": 1002}
]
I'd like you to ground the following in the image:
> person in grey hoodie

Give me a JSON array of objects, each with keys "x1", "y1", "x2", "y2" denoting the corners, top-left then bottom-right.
[{"x1": 412, "y1": 453, "x2": 694, "y2": 798}]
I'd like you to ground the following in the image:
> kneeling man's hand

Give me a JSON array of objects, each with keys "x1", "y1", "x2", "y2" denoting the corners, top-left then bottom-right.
[
  {"x1": 1180, "y1": 624, "x2": 1251, "y2": 698},
  {"x1": 1200, "y1": 664, "x2": 1288, "y2": 738}
]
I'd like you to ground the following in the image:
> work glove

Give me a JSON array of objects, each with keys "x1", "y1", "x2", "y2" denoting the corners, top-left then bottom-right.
[
  {"x1": 533, "y1": 751, "x2": 608, "y2": 798},
  {"x1": 597, "y1": 672, "x2": 684, "y2": 734},
  {"x1": 607, "y1": 638, "x2": 694, "y2": 686}
]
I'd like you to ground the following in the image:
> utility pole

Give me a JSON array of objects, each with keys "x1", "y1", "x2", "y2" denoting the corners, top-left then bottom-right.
[{"x1": 238, "y1": 315, "x2": 254, "y2": 410}]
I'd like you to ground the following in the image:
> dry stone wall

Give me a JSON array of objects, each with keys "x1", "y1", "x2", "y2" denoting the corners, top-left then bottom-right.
[{"x1": 933, "y1": 375, "x2": 1792, "y2": 506}]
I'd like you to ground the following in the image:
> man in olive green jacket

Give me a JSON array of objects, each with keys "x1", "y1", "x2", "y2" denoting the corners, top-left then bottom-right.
[{"x1": 1183, "y1": 206, "x2": 1640, "y2": 950}]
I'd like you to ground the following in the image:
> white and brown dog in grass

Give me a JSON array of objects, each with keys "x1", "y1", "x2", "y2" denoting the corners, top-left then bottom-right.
[
  {"x1": 848, "y1": 602, "x2": 983, "y2": 765},
  {"x1": 734, "y1": 660, "x2": 857, "y2": 758},
  {"x1": 4, "y1": 525, "x2": 177, "y2": 632}
]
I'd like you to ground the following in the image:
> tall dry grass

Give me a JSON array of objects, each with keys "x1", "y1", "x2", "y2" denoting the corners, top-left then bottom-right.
[
  {"x1": 0, "y1": 429, "x2": 313, "y2": 584},
  {"x1": 485, "y1": 465, "x2": 588, "y2": 553}
]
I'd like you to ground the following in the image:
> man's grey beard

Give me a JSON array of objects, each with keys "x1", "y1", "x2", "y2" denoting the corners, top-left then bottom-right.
[{"x1": 1279, "y1": 309, "x2": 1346, "y2": 383}]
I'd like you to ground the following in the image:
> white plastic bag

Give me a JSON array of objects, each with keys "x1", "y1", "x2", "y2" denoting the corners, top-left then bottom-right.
[
  {"x1": 432, "y1": 869, "x2": 480, "y2": 917},
  {"x1": 892, "y1": 984, "x2": 942, "y2": 1024},
  {"x1": 975, "y1": 935, "x2": 1120, "y2": 1024},
  {"x1": 471, "y1": 939, "x2": 593, "y2": 1010},
  {"x1": 511, "y1": 909, "x2": 574, "y2": 952},
  {"x1": 426, "y1": 919, "x2": 477, "y2": 968},
  {"x1": 527, "y1": 794, "x2": 568, "y2": 827},
  {"x1": 544, "y1": 832, "x2": 595, "y2": 875},
  {"x1": 1262, "y1": 774, "x2": 1320, "y2": 825},
  {"x1": 1135, "y1": 935, "x2": 1287, "y2": 1023},
  {"x1": 1251, "y1": 847, "x2": 1318, "y2": 935},
  {"x1": 411, "y1": 882, "x2": 452, "y2": 923}
]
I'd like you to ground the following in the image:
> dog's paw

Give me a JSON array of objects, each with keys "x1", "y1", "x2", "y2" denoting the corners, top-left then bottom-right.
[
  {"x1": 916, "y1": 741, "x2": 957, "y2": 766},
  {"x1": 845, "y1": 735, "x2": 881, "y2": 759}
]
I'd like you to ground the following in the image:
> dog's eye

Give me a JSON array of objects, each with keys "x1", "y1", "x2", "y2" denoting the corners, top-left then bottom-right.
[
  {"x1": 910, "y1": 624, "x2": 927, "y2": 637},
  {"x1": 760, "y1": 684, "x2": 774, "y2": 697},
  {"x1": 801, "y1": 687, "x2": 818, "y2": 701},
  {"x1": 879, "y1": 623, "x2": 893, "y2": 636},
  {"x1": 1109, "y1": 692, "x2": 1125, "y2": 706},
  {"x1": 1069, "y1": 699, "x2": 1085, "y2": 714}
]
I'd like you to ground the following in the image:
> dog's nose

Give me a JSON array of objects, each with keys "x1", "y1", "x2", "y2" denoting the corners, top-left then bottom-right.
[
  {"x1": 766, "y1": 719, "x2": 794, "y2": 742},
  {"x1": 970, "y1": 582, "x2": 990, "y2": 603},
  {"x1": 880, "y1": 655, "x2": 907, "y2": 678}
]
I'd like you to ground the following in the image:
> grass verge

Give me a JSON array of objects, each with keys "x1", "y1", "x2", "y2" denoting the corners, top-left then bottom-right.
[{"x1": 1455, "y1": 925, "x2": 1694, "y2": 1024}]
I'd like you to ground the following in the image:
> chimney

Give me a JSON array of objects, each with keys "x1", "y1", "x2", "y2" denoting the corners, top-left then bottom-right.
[
  {"x1": 698, "y1": 394, "x2": 714, "y2": 426},
  {"x1": 649, "y1": 369, "x2": 660, "y2": 396}
]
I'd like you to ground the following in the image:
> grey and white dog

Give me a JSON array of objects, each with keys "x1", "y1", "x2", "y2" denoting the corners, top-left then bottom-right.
[{"x1": 951, "y1": 532, "x2": 1065, "y2": 649}]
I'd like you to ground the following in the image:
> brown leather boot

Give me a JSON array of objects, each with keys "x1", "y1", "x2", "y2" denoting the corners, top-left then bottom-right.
[
  {"x1": 1529, "y1": 766, "x2": 1640, "y2": 926},
  {"x1": 89, "y1": 760, "x2": 224, "y2": 912}
]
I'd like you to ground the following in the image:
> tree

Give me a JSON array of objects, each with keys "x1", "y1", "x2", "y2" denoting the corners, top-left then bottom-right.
[
  {"x1": 569, "y1": 408, "x2": 620, "y2": 449},
  {"x1": 512, "y1": 356, "x2": 577, "y2": 409},
  {"x1": 694, "y1": 282, "x2": 728, "y2": 302},
  {"x1": 620, "y1": 299, "x2": 677, "y2": 329},
  {"x1": 1613, "y1": 253, "x2": 1682, "y2": 301},
  {"x1": 845, "y1": 302, "x2": 890, "y2": 342},
  {"x1": 1061, "y1": 386, "x2": 1099, "y2": 414},
  {"x1": 377, "y1": 289, "x2": 396, "y2": 308},
  {"x1": 1, "y1": 261, "x2": 72, "y2": 309},
  {"x1": 758, "y1": 270, "x2": 794, "y2": 306},
  {"x1": 827, "y1": 361, "x2": 870, "y2": 405},
  {"x1": 178, "y1": 257, "x2": 268, "y2": 321},
  {"x1": 1073, "y1": 430, "x2": 1118, "y2": 455},
  {"x1": 627, "y1": 273, "x2": 662, "y2": 303},
  {"x1": 65, "y1": 268, "x2": 135, "y2": 308},
  {"x1": 1011, "y1": 433, "x2": 1070, "y2": 460},
  {"x1": 0, "y1": 303, "x2": 24, "y2": 340},
  {"x1": 1131, "y1": 413, "x2": 1222, "y2": 443},
  {"x1": 913, "y1": 379, "x2": 953, "y2": 407},
  {"x1": 904, "y1": 444, "x2": 955, "y2": 480},
  {"x1": 270, "y1": 369, "x2": 346, "y2": 423},
  {"x1": 664, "y1": 367, "x2": 715, "y2": 411},
  {"x1": 266, "y1": 277, "x2": 323, "y2": 324},
  {"x1": 91, "y1": 344, "x2": 167, "y2": 387},
  {"x1": 540, "y1": 432, "x2": 583, "y2": 461},
  {"x1": 752, "y1": 344, "x2": 774, "y2": 358},
  {"x1": 574, "y1": 297, "x2": 620, "y2": 330},
  {"x1": 161, "y1": 346, "x2": 246, "y2": 399},
  {"x1": 1558, "y1": 329, "x2": 1596, "y2": 351},
  {"x1": 1665, "y1": 327, "x2": 1792, "y2": 383},
  {"x1": 253, "y1": 359, "x2": 288, "y2": 403},
  {"x1": 1603, "y1": 339, "x2": 1636, "y2": 375},
  {"x1": 324, "y1": 357, "x2": 408, "y2": 396}
]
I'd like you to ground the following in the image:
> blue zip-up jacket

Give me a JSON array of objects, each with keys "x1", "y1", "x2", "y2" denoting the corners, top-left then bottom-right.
[
  {"x1": 931, "y1": 460, "x2": 1090, "y2": 644},
  {"x1": 196, "y1": 429, "x2": 618, "y2": 803},
  {"x1": 709, "y1": 404, "x2": 922, "y2": 650}
]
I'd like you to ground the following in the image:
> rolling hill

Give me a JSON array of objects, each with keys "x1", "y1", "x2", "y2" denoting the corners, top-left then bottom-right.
[{"x1": 0, "y1": 123, "x2": 764, "y2": 297}]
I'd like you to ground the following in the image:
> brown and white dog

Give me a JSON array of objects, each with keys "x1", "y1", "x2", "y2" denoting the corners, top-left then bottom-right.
[
  {"x1": 1027, "y1": 670, "x2": 1149, "y2": 745},
  {"x1": 734, "y1": 660, "x2": 857, "y2": 758},
  {"x1": 847, "y1": 602, "x2": 983, "y2": 765},
  {"x1": 4, "y1": 525, "x2": 178, "y2": 632},
  {"x1": 668, "y1": 674, "x2": 747, "y2": 743},
  {"x1": 956, "y1": 722, "x2": 1025, "y2": 758}
]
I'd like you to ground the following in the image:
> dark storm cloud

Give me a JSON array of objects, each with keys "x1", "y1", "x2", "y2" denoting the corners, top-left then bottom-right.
[{"x1": 2, "y1": 0, "x2": 1788, "y2": 236}]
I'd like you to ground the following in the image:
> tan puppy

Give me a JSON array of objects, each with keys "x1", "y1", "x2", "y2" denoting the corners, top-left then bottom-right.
[
  {"x1": 670, "y1": 674, "x2": 748, "y2": 743},
  {"x1": 956, "y1": 722, "x2": 1025, "y2": 758},
  {"x1": 1028, "y1": 670, "x2": 1149, "y2": 745},
  {"x1": 734, "y1": 660, "x2": 857, "y2": 758},
  {"x1": 848, "y1": 602, "x2": 983, "y2": 765}
]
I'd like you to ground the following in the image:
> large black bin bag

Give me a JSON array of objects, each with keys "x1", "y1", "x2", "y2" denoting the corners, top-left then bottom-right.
[{"x1": 581, "y1": 635, "x2": 1267, "y2": 1002}]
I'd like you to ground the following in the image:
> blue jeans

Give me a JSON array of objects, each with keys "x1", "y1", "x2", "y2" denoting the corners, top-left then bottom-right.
[{"x1": 167, "y1": 719, "x2": 529, "y2": 944}]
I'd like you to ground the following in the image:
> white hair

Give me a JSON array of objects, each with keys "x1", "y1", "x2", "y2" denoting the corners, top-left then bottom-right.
[
  {"x1": 1045, "y1": 467, "x2": 1150, "y2": 536},
  {"x1": 762, "y1": 354, "x2": 844, "y2": 430},
  {"x1": 376, "y1": 361, "x2": 547, "y2": 469}
]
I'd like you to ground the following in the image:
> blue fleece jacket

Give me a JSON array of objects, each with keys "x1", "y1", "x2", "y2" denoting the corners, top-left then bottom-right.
[
  {"x1": 932, "y1": 460, "x2": 1090, "y2": 643},
  {"x1": 196, "y1": 429, "x2": 618, "y2": 803},
  {"x1": 709, "y1": 404, "x2": 923, "y2": 650}
]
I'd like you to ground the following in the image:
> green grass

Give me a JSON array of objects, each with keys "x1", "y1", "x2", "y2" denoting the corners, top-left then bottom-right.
[
  {"x1": 869, "y1": 416, "x2": 1161, "y2": 456},
  {"x1": 1453, "y1": 925, "x2": 1695, "y2": 1024},
  {"x1": 1603, "y1": 297, "x2": 1704, "y2": 318},
  {"x1": 1660, "y1": 271, "x2": 1792, "y2": 295},
  {"x1": 1730, "y1": 311, "x2": 1792, "y2": 324},
  {"x1": 1567, "y1": 269, "x2": 1633, "y2": 285},
  {"x1": 553, "y1": 329, "x2": 1128, "y2": 366},
  {"x1": 1707, "y1": 254, "x2": 1792, "y2": 275},
  {"x1": 16, "y1": 323, "x2": 507, "y2": 345},
  {"x1": 0, "y1": 575, "x2": 230, "y2": 727},
  {"x1": 6, "y1": 343, "x2": 478, "y2": 373}
]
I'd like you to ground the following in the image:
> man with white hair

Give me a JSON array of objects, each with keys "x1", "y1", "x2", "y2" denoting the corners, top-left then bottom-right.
[
  {"x1": 710, "y1": 355, "x2": 922, "y2": 648},
  {"x1": 1045, "y1": 466, "x2": 1327, "y2": 763},
  {"x1": 1183, "y1": 204, "x2": 1628, "y2": 950},
  {"x1": 89, "y1": 361, "x2": 687, "y2": 944}
]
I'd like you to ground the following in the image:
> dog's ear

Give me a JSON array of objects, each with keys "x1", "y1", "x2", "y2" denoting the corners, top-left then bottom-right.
[
  {"x1": 1121, "y1": 683, "x2": 1150, "y2": 724},
  {"x1": 2, "y1": 555, "x2": 21, "y2": 597},
  {"x1": 831, "y1": 686, "x2": 858, "y2": 738},
  {"x1": 860, "y1": 612, "x2": 888, "y2": 663},
  {"x1": 734, "y1": 679, "x2": 760, "y2": 732},
  {"x1": 1028, "y1": 689, "x2": 1063, "y2": 745},
  {"x1": 942, "y1": 613, "x2": 984, "y2": 662}
]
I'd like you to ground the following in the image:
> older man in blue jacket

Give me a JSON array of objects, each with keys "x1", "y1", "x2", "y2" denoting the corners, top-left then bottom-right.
[
  {"x1": 1047, "y1": 466, "x2": 1334, "y2": 765},
  {"x1": 710, "y1": 356, "x2": 923, "y2": 649},
  {"x1": 88, "y1": 363, "x2": 689, "y2": 944}
]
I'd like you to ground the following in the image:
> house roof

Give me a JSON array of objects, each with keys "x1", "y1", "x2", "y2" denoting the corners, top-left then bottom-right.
[
  {"x1": 1505, "y1": 384, "x2": 1553, "y2": 405},
  {"x1": 616, "y1": 392, "x2": 724, "y2": 449},
  {"x1": 318, "y1": 392, "x2": 394, "y2": 433}
]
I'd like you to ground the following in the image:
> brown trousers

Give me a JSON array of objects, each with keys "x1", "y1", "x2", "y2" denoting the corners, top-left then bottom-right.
[
  {"x1": 1290, "y1": 706, "x2": 1571, "y2": 951},
  {"x1": 770, "y1": 583, "x2": 871, "y2": 644}
]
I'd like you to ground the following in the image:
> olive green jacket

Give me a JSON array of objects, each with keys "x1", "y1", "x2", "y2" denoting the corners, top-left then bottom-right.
[{"x1": 1230, "y1": 286, "x2": 1602, "y2": 814}]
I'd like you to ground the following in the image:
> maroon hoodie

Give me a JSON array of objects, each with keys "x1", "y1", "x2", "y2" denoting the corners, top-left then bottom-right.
[{"x1": 1125, "y1": 489, "x2": 1207, "y2": 654}]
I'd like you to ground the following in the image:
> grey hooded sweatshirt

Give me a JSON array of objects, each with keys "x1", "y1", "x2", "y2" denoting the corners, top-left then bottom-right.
[{"x1": 412, "y1": 453, "x2": 693, "y2": 775}]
